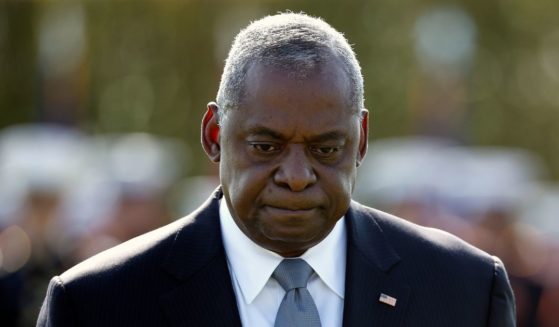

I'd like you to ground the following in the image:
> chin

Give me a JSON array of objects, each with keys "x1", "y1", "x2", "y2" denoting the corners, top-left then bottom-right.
[
  {"x1": 263, "y1": 231, "x2": 323, "y2": 255},
  {"x1": 263, "y1": 223, "x2": 321, "y2": 240},
  {"x1": 268, "y1": 241, "x2": 314, "y2": 258}
]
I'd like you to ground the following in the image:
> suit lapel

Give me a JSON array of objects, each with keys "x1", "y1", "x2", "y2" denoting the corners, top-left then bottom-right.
[
  {"x1": 343, "y1": 201, "x2": 410, "y2": 327},
  {"x1": 156, "y1": 191, "x2": 410, "y2": 326},
  {"x1": 159, "y1": 188, "x2": 242, "y2": 327}
]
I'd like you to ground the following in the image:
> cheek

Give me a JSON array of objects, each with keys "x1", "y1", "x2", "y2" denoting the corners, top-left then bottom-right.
[
  {"x1": 221, "y1": 142, "x2": 273, "y2": 185},
  {"x1": 221, "y1": 163, "x2": 271, "y2": 215},
  {"x1": 321, "y1": 163, "x2": 356, "y2": 204}
]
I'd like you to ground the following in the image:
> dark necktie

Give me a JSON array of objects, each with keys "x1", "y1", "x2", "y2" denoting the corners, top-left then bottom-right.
[{"x1": 273, "y1": 259, "x2": 321, "y2": 327}]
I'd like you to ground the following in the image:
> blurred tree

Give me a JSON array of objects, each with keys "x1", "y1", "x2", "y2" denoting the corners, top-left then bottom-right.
[
  {"x1": 0, "y1": 0, "x2": 558, "y2": 179},
  {"x1": 0, "y1": 2, "x2": 37, "y2": 126}
]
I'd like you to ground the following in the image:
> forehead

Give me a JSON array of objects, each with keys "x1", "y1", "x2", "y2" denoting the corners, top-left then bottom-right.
[
  {"x1": 244, "y1": 59, "x2": 351, "y2": 106},
  {"x1": 224, "y1": 60, "x2": 356, "y2": 138}
]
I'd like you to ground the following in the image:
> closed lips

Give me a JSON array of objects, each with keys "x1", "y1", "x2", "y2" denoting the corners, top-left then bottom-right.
[
  {"x1": 264, "y1": 202, "x2": 320, "y2": 211},
  {"x1": 267, "y1": 206, "x2": 315, "y2": 211}
]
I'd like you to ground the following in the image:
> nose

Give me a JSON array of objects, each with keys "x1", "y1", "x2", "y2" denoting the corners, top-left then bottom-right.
[{"x1": 273, "y1": 145, "x2": 317, "y2": 192}]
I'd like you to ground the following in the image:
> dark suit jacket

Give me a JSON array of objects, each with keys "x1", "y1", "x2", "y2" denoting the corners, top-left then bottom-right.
[{"x1": 37, "y1": 188, "x2": 516, "y2": 326}]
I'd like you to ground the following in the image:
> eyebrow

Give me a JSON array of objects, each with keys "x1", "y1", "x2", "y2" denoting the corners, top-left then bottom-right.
[
  {"x1": 246, "y1": 126, "x2": 347, "y2": 142},
  {"x1": 307, "y1": 131, "x2": 347, "y2": 143},
  {"x1": 246, "y1": 126, "x2": 285, "y2": 139}
]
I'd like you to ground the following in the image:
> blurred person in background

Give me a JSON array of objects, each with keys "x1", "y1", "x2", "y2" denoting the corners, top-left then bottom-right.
[
  {"x1": 37, "y1": 12, "x2": 515, "y2": 326},
  {"x1": 0, "y1": 125, "x2": 88, "y2": 326},
  {"x1": 65, "y1": 133, "x2": 182, "y2": 263},
  {"x1": 0, "y1": 126, "x2": 182, "y2": 326}
]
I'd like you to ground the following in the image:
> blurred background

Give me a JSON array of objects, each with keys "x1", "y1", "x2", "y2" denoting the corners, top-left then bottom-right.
[{"x1": 0, "y1": 0, "x2": 557, "y2": 326}]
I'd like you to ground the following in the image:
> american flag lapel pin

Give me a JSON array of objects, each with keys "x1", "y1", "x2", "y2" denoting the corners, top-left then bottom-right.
[{"x1": 379, "y1": 293, "x2": 397, "y2": 307}]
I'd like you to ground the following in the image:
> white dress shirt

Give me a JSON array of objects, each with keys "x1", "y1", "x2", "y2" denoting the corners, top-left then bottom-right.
[{"x1": 219, "y1": 199, "x2": 347, "y2": 327}]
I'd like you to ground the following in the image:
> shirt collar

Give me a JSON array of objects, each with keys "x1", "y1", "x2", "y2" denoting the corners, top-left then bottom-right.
[
  {"x1": 301, "y1": 213, "x2": 346, "y2": 299},
  {"x1": 219, "y1": 199, "x2": 346, "y2": 304}
]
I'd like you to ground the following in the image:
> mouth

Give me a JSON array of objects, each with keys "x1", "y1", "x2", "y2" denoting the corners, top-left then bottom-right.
[
  {"x1": 266, "y1": 205, "x2": 315, "y2": 211},
  {"x1": 257, "y1": 204, "x2": 325, "y2": 244},
  {"x1": 263, "y1": 205, "x2": 318, "y2": 219},
  {"x1": 263, "y1": 198, "x2": 321, "y2": 211}
]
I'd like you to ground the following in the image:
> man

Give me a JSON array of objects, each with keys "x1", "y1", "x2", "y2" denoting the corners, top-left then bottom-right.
[{"x1": 38, "y1": 12, "x2": 516, "y2": 326}]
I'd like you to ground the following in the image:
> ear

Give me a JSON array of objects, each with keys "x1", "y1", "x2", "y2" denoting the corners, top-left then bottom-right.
[
  {"x1": 356, "y1": 109, "x2": 368, "y2": 167},
  {"x1": 201, "y1": 102, "x2": 221, "y2": 162}
]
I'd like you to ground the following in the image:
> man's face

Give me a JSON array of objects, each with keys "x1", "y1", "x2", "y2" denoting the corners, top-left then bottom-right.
[{"x1": 205, "y1": 60, "x2": 367, "y2": 257}]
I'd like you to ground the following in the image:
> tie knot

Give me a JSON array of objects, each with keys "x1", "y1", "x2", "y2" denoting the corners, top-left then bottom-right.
[{"x1": 273, "y1": 259, "x2": 314, "y2": 291}]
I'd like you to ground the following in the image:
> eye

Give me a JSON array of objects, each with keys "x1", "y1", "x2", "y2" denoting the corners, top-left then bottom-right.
[
  {"x1": 251, "y1": 143, "x2": 280, "y2": 153},
  {"x1": 310, "y1": 145, "x2": 339, "y2": 156}
]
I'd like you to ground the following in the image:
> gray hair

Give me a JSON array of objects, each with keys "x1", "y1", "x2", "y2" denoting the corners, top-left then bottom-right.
[{"x1": 215, "y1": 12, "x2": 364, "y2": 121}]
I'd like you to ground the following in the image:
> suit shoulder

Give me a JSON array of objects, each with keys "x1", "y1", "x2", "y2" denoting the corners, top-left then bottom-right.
[
  {"x1": 348, "y1": 202, "x2": 515, "y2": 324},
  {"x1": 58, "y1": 189, "x2": 222, "y2": 287},
  {"x1": 353, "y1": 201, "x2": 494, "y2": 266},
  {"x1": 59, "y1": 216, "x2": 190, "y2": 284}
]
